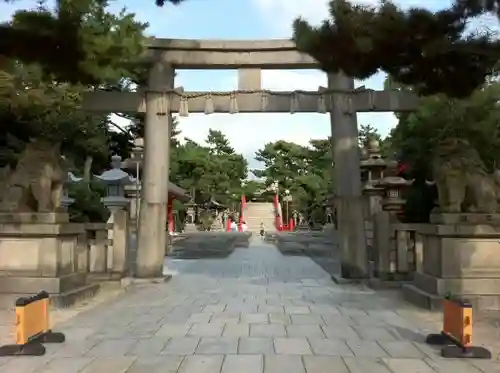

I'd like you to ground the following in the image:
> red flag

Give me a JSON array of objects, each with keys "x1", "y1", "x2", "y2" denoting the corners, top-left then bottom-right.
[
  {"x1": 239, "y1": 194, "x2": 247, "y2": 231},
  {"x1": 273, "y1": 193, "x2": 281, "y2": 230}
]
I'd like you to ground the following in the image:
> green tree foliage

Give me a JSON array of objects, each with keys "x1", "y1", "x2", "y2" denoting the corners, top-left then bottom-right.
[
  {"x1": 67, "y1": 180, "x2": 110, "y2": 223},
  {"x1": 253, "y1": 139, "x2": 333, "y2": 219},
  {"x1": 389, "y1": 83, "x2": 500, "y2": 179},
  {"x1": 170, "y1": 129, "x2": 248, "y2": 207},
  {"x1": 0, "y1": 0, "x2": 182, "y2": 84},
  {"x1": 292, "y1": 0, "x2": 500, "y2": 98},
  {"x1": 1, "y1": 1, "x2": 147, "y2": 222},
  {"x1": 386, "y1": 79, "x2": 500, "y2": 222}
]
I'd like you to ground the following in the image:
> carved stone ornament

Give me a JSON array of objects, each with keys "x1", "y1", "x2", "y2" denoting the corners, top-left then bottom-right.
[
  {"x1": 0, "y1": 139, "x2": 65, "y2": 213},
  {"x1": 432, "y1": 138, "x2": 500, "y2": 213}
]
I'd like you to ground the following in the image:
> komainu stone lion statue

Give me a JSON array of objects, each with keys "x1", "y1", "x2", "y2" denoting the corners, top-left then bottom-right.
[
  {"x1": 432, "y1": 138, "x2": 500, "y2": 213},
  {"x1": 0, "y1": 139, "x2": 65, "y2": 213}
]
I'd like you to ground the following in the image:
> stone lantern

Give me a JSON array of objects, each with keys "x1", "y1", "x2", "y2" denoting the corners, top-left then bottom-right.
[
  {"x1": 360, "y1": 139, "x2": 387, "y2": 217},
  {"x1": 360, "y1": 139, "x2": 387, "y2": 185},
  {"x1": 60, "y1": 172, "x2": 83, "y2": 209},
  {"x1": 93, "y1": 155, "x2": 134, "y2": 277},
  {"x1": 93, "y1": 155, "x2": 134, "y2": 212},
  {"x1": 376, "y1": 176, "x2": 413, "y2": 214},
  {"x1": 184, "y1": 191, "x2": 198, "y2": 233}
]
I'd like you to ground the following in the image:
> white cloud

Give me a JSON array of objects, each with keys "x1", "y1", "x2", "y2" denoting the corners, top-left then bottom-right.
[{"x1": 252, "y1": 0, "x2": 451, "y2": 36}]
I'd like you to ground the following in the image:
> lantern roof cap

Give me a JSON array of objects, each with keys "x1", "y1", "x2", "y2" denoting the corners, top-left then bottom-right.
[{"x1": 93, "y1": 155, "x2": 134, "y2": 185}]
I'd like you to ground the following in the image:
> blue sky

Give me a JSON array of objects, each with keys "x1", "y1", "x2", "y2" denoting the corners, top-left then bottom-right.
[{"x1": 2, "y1": 0, "x2": 497, "y2": 171}]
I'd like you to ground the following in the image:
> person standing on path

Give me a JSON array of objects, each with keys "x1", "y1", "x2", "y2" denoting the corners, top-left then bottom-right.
[{"x1": 230, "y1": 220, "x2": 238, "y2": 232}]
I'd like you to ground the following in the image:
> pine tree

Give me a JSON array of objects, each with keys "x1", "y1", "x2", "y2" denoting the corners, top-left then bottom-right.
[{"x1": 293, "y1": 0, "x2": 500, "y2": 98}]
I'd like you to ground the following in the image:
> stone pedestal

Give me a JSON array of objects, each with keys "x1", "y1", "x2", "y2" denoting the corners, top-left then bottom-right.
[
  {"x1": 0, "y1": 213, "x2": 98, "y2": 308},
  {"x1": 107, "y1": 209, "x2": 130, "y2": 277},
  {"x1": 403, "y1": 213, "x2": 500, "y2": 310}
]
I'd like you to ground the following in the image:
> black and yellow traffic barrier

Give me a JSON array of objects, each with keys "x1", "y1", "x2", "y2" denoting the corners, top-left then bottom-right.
[
  {"x1": 425, "y1": 295, "x2": 491, "y2": 359},
  {"x1": 0, "y1": 291, "x2": 65, "y2": 356}
]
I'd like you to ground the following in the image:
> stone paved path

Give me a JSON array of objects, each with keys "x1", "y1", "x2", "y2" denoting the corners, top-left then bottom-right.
[{"x1": 0, "y1": 238, "x2": 499, "y2": 372}]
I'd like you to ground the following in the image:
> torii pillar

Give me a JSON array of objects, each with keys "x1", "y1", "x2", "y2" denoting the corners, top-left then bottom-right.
[
  {"x1": 328, "y1": 72, "x2": 368, "y2": 279},
  {"x1": 135, "y1": 62, "x2": 174, "y2": 278}
]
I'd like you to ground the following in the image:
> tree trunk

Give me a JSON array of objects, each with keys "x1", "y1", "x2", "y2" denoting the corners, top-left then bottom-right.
[{"x1": 83, "y1": 155, "x2": 93, "y2": 182}]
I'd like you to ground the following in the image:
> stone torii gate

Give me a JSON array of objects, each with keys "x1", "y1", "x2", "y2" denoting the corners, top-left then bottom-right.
[{"x1": 83, "y1": 38, "x2": 418, "y2": 279}]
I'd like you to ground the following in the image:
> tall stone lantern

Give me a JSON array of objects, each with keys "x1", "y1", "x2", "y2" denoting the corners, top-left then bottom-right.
[
  {"x1": 93, "y1": 155, "x2": 134, "y2": 277},
  {"x1": 94, "y1": 155, "x2": 134, "y2": 212},
  {"x1": 360, "y1": 139, "x2": 387, "y2": 184},
  {"x1": 183, "y1": 190, "x2": 198, "y2": 233},
  {"x1": 360, "y1": 139, "x2": 387, "y2": 217}
]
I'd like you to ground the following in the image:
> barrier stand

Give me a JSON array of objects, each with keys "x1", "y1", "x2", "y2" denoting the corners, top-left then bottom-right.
[
  {"x1": 425, "y1": 295, "x2": 491, "y2": 359},
  {"x1": 0, "y1": 291, "x2": 65, "y2": 356}
]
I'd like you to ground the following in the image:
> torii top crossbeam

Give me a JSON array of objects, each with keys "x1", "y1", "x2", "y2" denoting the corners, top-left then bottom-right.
[
  {"x1": 145, "y1": 38, "x2": 318, "y2": 69},
  {"x1": 83, "y1": 38, "x2": 418, "y2": 115}
]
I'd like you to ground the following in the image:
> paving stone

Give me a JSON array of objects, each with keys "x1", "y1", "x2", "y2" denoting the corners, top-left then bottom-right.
[
  {"x1": 210, "y1": 312, "x2": 240, "y2": 324},
  {"x1": 382, "y1": 358, "x2": 435, "y2": 373},
  {"x1": 290, "y1": 314, "x2": 324, "y2": 325},
  {"x1": 267, "y1": 299, "x2": 293, "y2": 306},
  {"x1": 350, "y1": 315, "x2": 385, "y2": 326},
  {"x1": 222, "y1": 355, "x2": 263, "y2": 373},
  {"x1": 188, "y1": 313, "x2": 213, "y2": 324},
  {"x1": 33, "y1": 357, "x2": 92, "y2": 373},
  {"x1": 226, "y1": 304, "x2": 258, "y2": 313},
  {"x1": 303, "y1": 356, "x2": 349, "y2": 373},
  {"x1": 126, "y1": 338, "x2": 170, "y2": 356},
  {"x1": 321, "y1": 315, "x2": 354, "y2": 326},
  {"x1": 202, "y1": 305, "x2": 226, "y2": 313},
  {"x1": 118, "y1": 356, "x2": 184, "y2": 373},
  {"x1": 223, "y1": 324, "x2": 249, "y2": 337},
  {"x1": 269, "y1": 313, "x2": 291, "y2": 325},
  {"x1": 178, "y1": 355, "x2": 224, "y2": 373},
  {"x1": 189, "y1": 323, "x2": 224, "y2": 337},
  {"x1": 338, "y1": 308, "x2": 368, "y2": 317},
  {"x1": 155, "y1": 323, "x2": 192, "y2": 337},
  {"x1": 241, "y1": 313, "x2": 269, "y2": 324},
  {"x1": 264, "y1": 355, "x2": 305, "y2": 373},
  {"x1": 79, "y1": 357, "x2": 136, "y2": 373},
  {"x1": 85, "y1": 339, "x2": 138, "y2": 357},
  {"x1": 308, "y1": 339, "x2": 353, "y2": 356},
  {"x1": 469, "y1": 360, "x2": 500, "y2": 372},
  {"x1": 287, "y1": 325, "x2": 325, "y2": 338},
  {"x1": 250, "y1": 324, "x2": 286, "y2": 337},
  {"x1": 161, "y1": 337, "x2": 200, "y2": 355},
  {"x1": 0, "y1": 357, "x2": 53, "y2": 373},
  {"x1": 239, "y1": 337, "x2": 275, "y2": 354},
  {"x1": 258, "y1": 305, "x2": 285, "y2": 314},
  {"x1": 346, "y1": 340, "x2": 389, "y2": 358},
  {"x1": 44, "y1": 339, "x2": 98, "y2": 357},
  {"x1": 285, "y1": 306, "x2": 310, "y2": 315},
  {"x1": 424, "y1": 358, "x2": 483, "y2": 373},
  {"x1": 309, "y1": 305, "x2": 341, "y2": 315},
  {"x1": 342, "y1": 357, "x2": 392, "y2": 373},
  {"x1": 378, "y1": 341, "x2": 426, "y2": 358},
  {"x1": 195, "y1": 337, "x2": 238, "y2": 354},
  {"x1": 354, "y1": 326, "x2": 397, "y2": 341},
  {"x1": 274, "y1": 338, "x2": 312, "y2": 355},
  {"x1": 321, "y1": 325, "x2": 359, "y2": 340}
]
